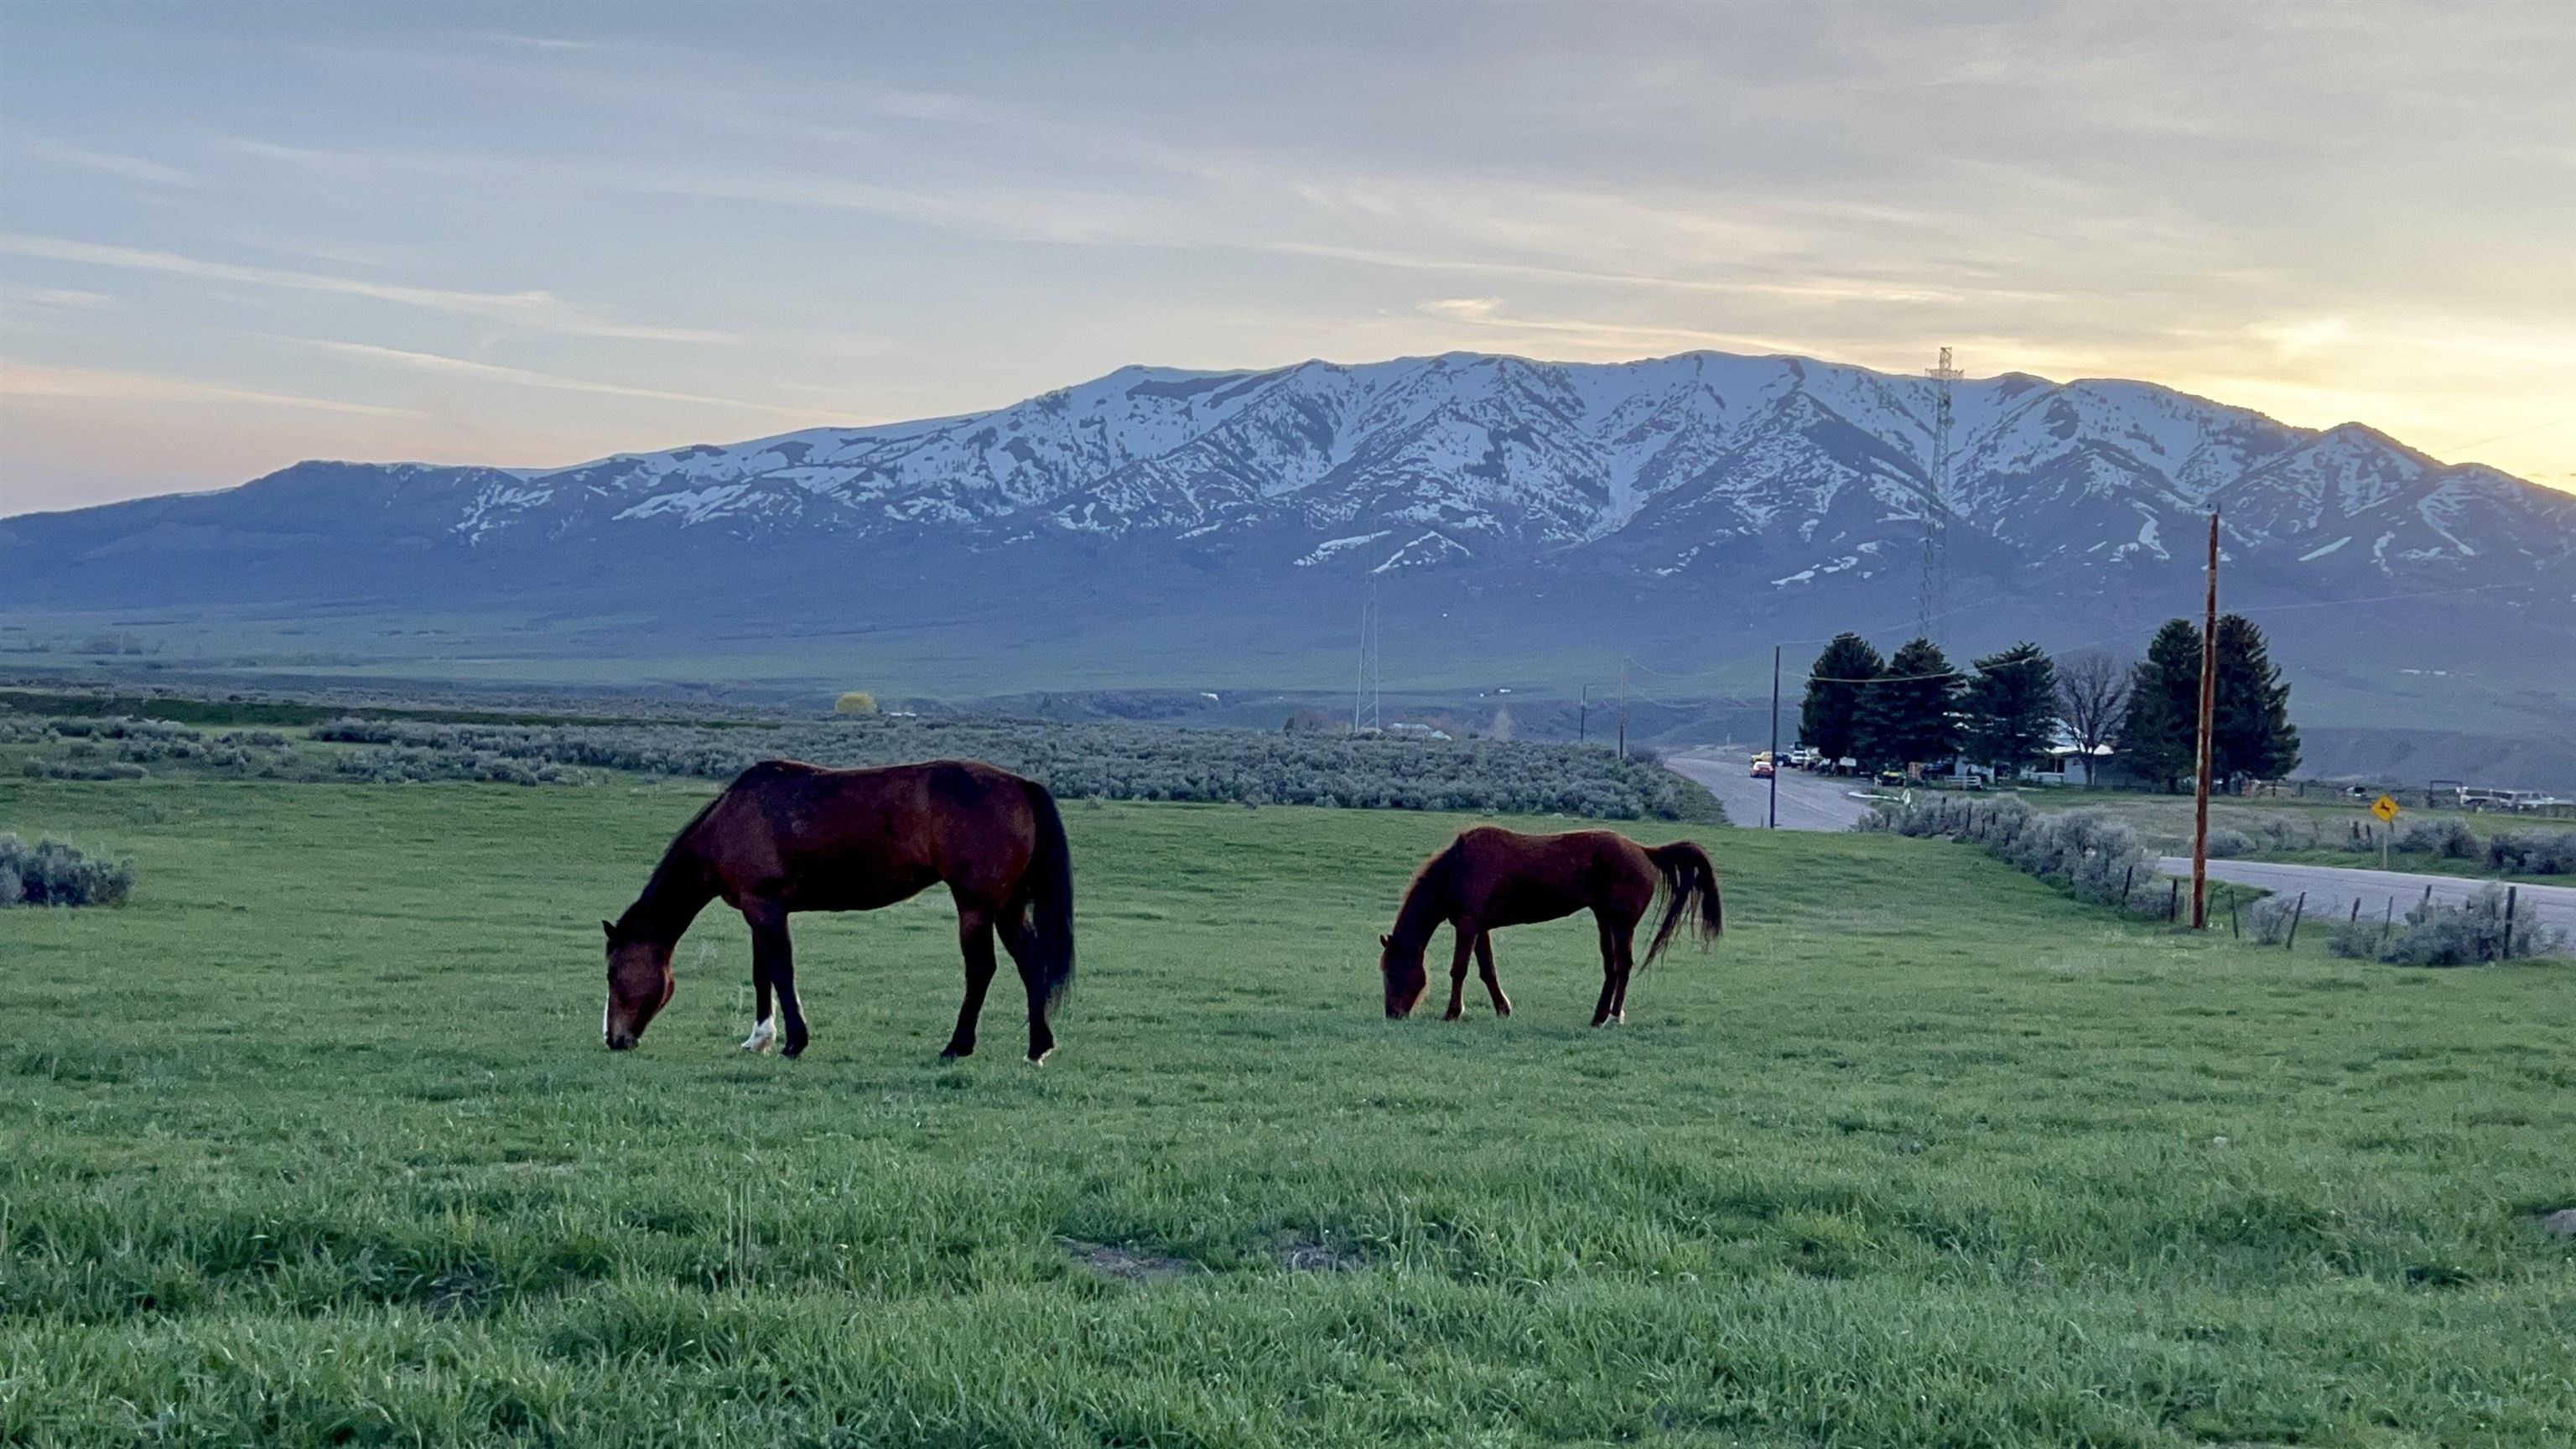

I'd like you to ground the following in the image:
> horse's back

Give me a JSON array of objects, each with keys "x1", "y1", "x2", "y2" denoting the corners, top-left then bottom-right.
[
  {"x1": 1450, "y1": 824, "x2": 1651, "y2": 924},
  {"x1": 704, "y1": 757, "x2": 1043, "y2": 904}
]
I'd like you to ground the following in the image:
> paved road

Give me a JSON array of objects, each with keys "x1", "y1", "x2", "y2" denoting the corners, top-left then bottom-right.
[
  {"x1": 1666, "y1": 749, "x2": 1879, "y2": 831},
  {"x1": 2158, "y1": 856, "x2": 2576, "y2": 935}
]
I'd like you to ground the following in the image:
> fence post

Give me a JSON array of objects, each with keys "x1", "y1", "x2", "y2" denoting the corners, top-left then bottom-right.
[
  {"x1": 2120, "y1": 865, "x2": 2135, "y2": 908},
  {"x1": 2285, "y1": 892, "x2": 2305, "y2": 950},
  {"x1": 2228, "y1": 888, "x2": 2240, "y2": 939},
  {"x1": 2348, "y1": 898, "x2": 2360, "y2": 924},
  {"x1": 2504, "y1": 886, "x2": 2517, "y2": 960},
  {"x1": 2168, "y1": 879, "x2": 2180, "y2": 924}
]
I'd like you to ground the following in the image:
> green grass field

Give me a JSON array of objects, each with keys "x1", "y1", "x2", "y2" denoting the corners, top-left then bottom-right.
[{"x1": 4, "y1": 778, "x2": 2573, "y2": 1446}]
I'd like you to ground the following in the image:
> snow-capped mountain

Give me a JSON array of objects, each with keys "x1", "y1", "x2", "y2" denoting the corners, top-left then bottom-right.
[
  {"x1": 105, "y1": 350, "x2": 2551, "y2": 592},
  {"x1": 4, "y1": 350, "x2": 2569, "y2": 737}
]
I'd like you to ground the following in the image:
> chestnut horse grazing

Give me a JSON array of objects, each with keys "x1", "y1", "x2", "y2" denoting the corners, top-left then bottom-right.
[
  {"x1": 1379, "y1": 825, "x2": 1721, "y2": 1026},
  {"x1": 603, "y1": 759, "x2": 1075, "y2": 1062}
]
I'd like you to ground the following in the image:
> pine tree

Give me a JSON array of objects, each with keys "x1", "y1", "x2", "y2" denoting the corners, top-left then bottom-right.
[
  {"x1": 1797, "y1": 632, "x2": 1882, "y2": 767},
  {"x1": 2118, "y1": 619, "x2": 2202, "y2": 792},
  {"x1": 1860, "y1": 637, "x2": 1961, "y2": 769},
  {"x1": 1965, "y1": 641, "x2": 2058, "y2": 776},
  {"x1": 2212, "y1": 614, "x2": 2299, "y2": 782}
]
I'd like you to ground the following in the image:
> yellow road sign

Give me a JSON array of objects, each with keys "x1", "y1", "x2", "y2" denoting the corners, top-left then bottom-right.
[{"x1": 2371, "y1": 794, "x2": 2401, "y2": 823}]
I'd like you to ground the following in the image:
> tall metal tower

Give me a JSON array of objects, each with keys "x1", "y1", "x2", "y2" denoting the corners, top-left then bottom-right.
[
  {"x1": 1918, "y1": 345, "x2": 1962, "y2": 645},
  {"x1": 1351, "y1": 586, "x2": 1382, "y2": 735}
]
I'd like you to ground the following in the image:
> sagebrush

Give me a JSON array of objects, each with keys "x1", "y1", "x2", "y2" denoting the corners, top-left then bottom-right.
[
  {"x1": 1, "y1": 712, "x2": 1715, "y2": 819},
  {"x1": 310, "y1": 715, "x2": 1711, "y2": 819},
  {"x1": 0, "y1": 832, "x2": 137, "y2": 907},
  {"x1": 2328, "y1": 884, "x2": 2568, "y2": 965},
  {"x1": 1859, "y1": 795, "x2": 2153, "y2": 911}
]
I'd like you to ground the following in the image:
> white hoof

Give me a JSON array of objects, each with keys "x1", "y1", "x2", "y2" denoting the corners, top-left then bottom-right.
[{"x1": 740, "y1": 1019, "x2": 776, "y2": 1053}]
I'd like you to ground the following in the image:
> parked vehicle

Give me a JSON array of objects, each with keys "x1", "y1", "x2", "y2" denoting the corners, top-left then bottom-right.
[{"x1": 1751, "y1": 760, "x2": 1774, "y2": 779}]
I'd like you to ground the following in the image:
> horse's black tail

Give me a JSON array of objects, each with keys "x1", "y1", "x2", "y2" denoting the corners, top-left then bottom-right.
[
  {"x1": 1642, "y1": 840, "x2": 1724, "y2": 966},
  {"x1": 1020, "y1": 780, "x2": 1078, "y2": 1010}
]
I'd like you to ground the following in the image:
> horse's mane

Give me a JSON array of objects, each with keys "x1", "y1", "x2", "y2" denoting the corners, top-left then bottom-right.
[
  {"x1": 615, "y1": 787, "x2": 727, "y2": 939},
  {"x1": 1390, "y1": 838, "x2": 1462, "y2": 948}
]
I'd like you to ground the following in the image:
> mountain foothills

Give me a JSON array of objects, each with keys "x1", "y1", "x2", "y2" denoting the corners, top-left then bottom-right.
[{"x1": 3, "y1": 351, "x2": 2571, "y2": 780}]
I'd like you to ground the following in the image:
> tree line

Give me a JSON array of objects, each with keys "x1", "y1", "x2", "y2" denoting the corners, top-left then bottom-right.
[{"x1": 1796, "y1": 615, "x2": 2298, "y2": 789}]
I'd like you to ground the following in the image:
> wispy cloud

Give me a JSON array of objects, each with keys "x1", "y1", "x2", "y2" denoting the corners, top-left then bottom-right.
[
  {"x1": 0, "y1": 235, "x2": 736, "y2": 343},
  {"x1": 8, "y1": 288, "x2": 116, "y2": 309},
  {"x1": 7, "y1": 134, "x2": 196, "y2": 187},
  {"x1": 1411, "y1": 298, "x2": 1808, "y2": 357},
  {"x1": 0, "y1": 358, "x2": 418, "y2": 417},
  {"x1": 296, "y1": 339, "x2": 837, "y2": 421}
]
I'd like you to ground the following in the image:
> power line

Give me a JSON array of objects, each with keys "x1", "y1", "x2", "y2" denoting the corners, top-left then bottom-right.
[{"x1": 2434, "y1": 414, "x2": 2576, "y2": 454}]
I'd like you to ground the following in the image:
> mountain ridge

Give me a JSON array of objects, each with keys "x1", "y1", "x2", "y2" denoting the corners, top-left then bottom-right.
[{"x1": 3, "y1": 348, "x2": 2568, "y2": 787}]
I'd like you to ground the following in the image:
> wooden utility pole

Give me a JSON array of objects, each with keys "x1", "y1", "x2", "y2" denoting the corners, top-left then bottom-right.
[
  {"x1": 2190, "y1": 511, "x2": 2220, "y2": 929},
  {"x1": 1617, "y1": 665, "x2": 1628, "y2": 761},
  {"x1": 1578, "y1": 684, "x2": 1589, "y2": 744},
  {"x1": 1768, "y1": 645, "x2": 1781, "y2": 828}
]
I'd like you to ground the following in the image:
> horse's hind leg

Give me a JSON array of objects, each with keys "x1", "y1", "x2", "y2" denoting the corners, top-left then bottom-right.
[
  {"x1": 996, "y1": 911, "x2": 1056, "y2": 1064},
  {"x1": 1474, "y1": 932, "x2": 1511, "y2": 1017},
  {"x1": 746, "y1": 903, "x2": 808, "y2": 1057},
  {"x1": 1589, "y1": 916, "x2": 1623, "y2": 1028},
  {"x1": 1606, "y1": 919, "x2": 1639, "y2": 1025},
  {"x1": 943, "y1": 905, "x2": 999, "y2": 1061}
]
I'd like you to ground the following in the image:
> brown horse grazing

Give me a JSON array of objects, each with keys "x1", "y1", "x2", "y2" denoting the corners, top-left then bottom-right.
[
  {"x1": 602, "y1": 758, "x2": 1075, "y2": 1062},
  {"x1": 1379, "y1": 825, "x2": 1722, "y2": 1026}
]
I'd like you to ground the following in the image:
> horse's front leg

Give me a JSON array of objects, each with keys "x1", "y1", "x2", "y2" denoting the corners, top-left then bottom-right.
[
  {"x1": 943, "y1": 906, "x2": 999, "y2": 1061},
  {"x1": 745, "y1": 902, "x2": 807, "y2": 1057},
  {"x1": 740, "y1": 955, "x2": 776, "y2": 1052},
  {"x1": 1441, "y1": 923, "x2": 1475, "y2": 1021},
  {"x1": 1474, "y1": 932, "x2": 1511, "y2": 1017}
]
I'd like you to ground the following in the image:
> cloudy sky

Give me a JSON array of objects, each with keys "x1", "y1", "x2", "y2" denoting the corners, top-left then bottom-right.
[{"x1": 3, "y1": 0, "x2": 2570, "y2": 514}]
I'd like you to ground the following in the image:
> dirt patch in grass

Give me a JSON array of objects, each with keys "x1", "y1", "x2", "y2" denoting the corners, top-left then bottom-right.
[
  {"x1": 421, "y1": 1265, "x2": 496, "y2": 1317},
  {"x1": 1275, "y1": 1235, "x2": 1365, "y2": 1273},
  {"x1": 1058, "y1": 1238, "x2": 1196, "y2": 1285}
]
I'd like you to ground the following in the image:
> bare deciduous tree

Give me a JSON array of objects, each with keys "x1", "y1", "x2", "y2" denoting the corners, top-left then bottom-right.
[{"x1": 2054, "y1": 650, "x2": 2130, "y2": 786}]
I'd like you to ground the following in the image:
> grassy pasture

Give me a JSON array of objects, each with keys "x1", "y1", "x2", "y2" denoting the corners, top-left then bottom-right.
[{"x1": 3, "y1": 778, "x2": 2573, "y2": 1446}]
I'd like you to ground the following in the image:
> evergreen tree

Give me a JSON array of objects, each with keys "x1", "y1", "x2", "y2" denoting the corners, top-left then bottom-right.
[
  {"x1": 2118, "y1": 619, "x2": 2202, "y2": 792},
  {"x1": 1797, "y1": 632, "x2": 1882, "y2": 766},
  {"x1": 2212, "y1": 614, "x2": 2299, "y2": 781},
  {"x1": 1860, "y1": 637, "x2": 1961, "y2": 768},
  {"x1": 1965, "y1": 641, "x2": 2058, "y2": 776}
]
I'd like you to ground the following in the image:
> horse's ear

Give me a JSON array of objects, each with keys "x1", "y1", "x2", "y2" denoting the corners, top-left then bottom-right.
[
  {"x1": 602, "y1": 919, "x2": 619, "y2": 941},
  {"x1": 1379, "y1": 933, "x2": 1391, "y2": 948}
]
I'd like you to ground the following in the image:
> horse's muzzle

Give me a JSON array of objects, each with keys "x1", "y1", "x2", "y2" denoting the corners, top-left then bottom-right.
[{"x1": 605, "y1": 1032, "x2": 639, "y2": 1052}]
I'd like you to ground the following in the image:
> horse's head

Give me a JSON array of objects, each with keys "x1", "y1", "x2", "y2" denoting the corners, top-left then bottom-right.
[
  {"x1": 1379, "y1": 932, "x2": 1428, "y2": 1019},
  {"x1": 602, "y1": 919, "x2": 675, "y2": 1050}
]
